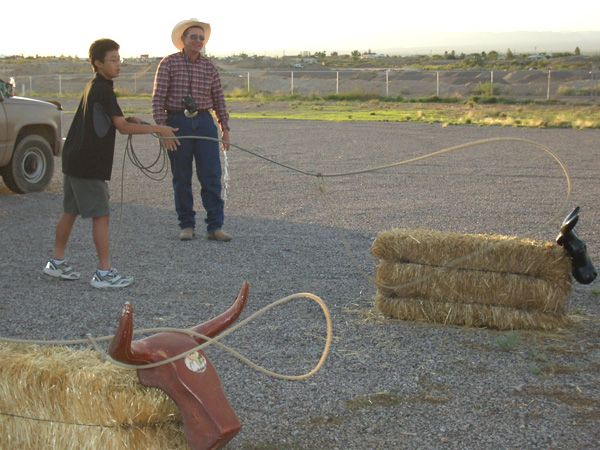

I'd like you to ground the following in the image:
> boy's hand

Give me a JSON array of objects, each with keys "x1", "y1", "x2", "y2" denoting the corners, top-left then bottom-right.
[{"x1": 158, "y1": 126, "x2": 180, "y2": 151}]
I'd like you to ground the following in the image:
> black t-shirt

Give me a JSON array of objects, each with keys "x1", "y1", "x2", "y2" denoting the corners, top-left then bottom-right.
[{"x1": 62, "y1": 73, "x2": 123, "y2": 180}]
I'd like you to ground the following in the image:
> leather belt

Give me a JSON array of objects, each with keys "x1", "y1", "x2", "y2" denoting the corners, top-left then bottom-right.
[{"x1": 167, "y1": 109, "x2": 210, "y2": 115}]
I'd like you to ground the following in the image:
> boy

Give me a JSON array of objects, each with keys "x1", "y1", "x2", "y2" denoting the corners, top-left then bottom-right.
[{"x1": 43, "y1": 39, "x2": 179, "y2": 288}]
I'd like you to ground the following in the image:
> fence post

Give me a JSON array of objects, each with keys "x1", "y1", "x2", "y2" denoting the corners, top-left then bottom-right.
[
  {"x1": 386, "y1": 69, "x2": 389, "y2": 97},
  {"x1": 436, "y1": 72, "x2": 439, "y2": 97},
  {"x1": 547, "y1": 70, "x2": 551, "y2": 99},
  {"x1": 291, "y1": 71, "x2": 294, "y2": 95},
  {"x1": 29, "y1": 76, "x2": 32, "y2": 94},
  {"x1": 59, "y1": 75, "x2": 62, "y2": 95},
  {"x1": 247, "y1": 72, "x2": 250, "y2": 94},
  {"x1": 336, "y1": 71, "x2": 339, "y2": 95},
  {"x1": 491, "y1": 70, "x2": 494, "y2": 95}
]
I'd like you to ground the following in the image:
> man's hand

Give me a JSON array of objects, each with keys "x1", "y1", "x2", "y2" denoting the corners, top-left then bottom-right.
[{"x1": 222, "y1": 129, "x2": 230, "y2": 151}]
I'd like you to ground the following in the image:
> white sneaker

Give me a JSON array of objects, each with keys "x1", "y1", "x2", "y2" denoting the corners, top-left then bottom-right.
[
  {"x1": 90, "y1": 268, "x2": 133, "y2": 289},
  {"x1": 43, "y1": 260, "x2": 81, "y2": 280}
]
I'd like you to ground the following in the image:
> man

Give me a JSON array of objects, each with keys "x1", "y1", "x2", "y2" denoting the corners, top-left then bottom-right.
[
  {"x1": 44, "y1": 39, "x2": 179, "y2": 288},
  {"x1": 152, "y1": 18, "x2": 232, "y2": 242}
]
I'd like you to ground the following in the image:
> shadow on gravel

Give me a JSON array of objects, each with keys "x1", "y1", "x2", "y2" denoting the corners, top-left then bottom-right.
[{"x1": 0, "y1": 199, "x2": 375, "y2": 341}]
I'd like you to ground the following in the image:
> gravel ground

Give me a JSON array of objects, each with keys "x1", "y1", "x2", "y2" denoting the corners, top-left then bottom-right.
[{"x1": 1, "y1": 105, "x2": 600, "y2": 449}]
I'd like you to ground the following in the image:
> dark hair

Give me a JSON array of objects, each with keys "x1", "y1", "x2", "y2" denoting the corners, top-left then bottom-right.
[{"x1": 89, "y1": 39, "x2": 120, "y2": 72}]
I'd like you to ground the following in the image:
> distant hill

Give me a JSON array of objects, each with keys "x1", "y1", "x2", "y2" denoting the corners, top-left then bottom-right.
[{"x1": 340, "y1": 31, "x2": 600, "y2": 56}]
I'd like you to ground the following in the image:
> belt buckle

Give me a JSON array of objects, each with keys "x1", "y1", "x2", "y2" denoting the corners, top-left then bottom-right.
[{"x1": 184, "y1": 109, "x2": 199, "y2": 118}]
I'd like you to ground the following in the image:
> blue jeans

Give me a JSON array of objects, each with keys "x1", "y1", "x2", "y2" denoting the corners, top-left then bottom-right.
[{"x1": 166, "y1": 112, "x2": 224, "y2": 232}]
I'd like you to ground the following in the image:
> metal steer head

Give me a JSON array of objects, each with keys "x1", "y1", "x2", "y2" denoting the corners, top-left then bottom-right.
[
  {"x1": 108, "y1": 282, "x2": 249, "y2": 450},
  {"x1": 556, "y1": 207, "x2": 597, "y2": 285}
]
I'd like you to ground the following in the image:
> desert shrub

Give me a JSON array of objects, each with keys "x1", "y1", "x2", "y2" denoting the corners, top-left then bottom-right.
[
  {"x1": 467, "y1": 95, "x2": 499, "y2": 105},
  {"x1": 324, "y1": 89, "x2": 379, "y2": 101},
  {"x1": 556, "y1": 85, "x2": 597, "y2": 97},
  {"x1": 114, "y1": 88, "x2": 135, "y2": 98},
  {"x1": 472, "y1": 81, "x2": 502, "y2": 96},
  {"x1": 227, "y1": 87, "x2": 250, "y2": 98},
  {"x1": 556, "y1": 85, "x2": 577, "y2": 96}
]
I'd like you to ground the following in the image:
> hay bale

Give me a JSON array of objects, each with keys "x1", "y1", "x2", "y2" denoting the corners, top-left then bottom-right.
[
  {"x1": 0, "y1": 343, "x2": 189, "y2": 450},
  {"x1": 372, "y1": 228, "x2": 571, "y2": 282},
  {"x1": 374, "y1": 293, "x2": 571, "y2": 331},
  {"x1": 372, "y1": 228, "x2": 573, "y2": 330},
  {"x1": 376, "y1": 259, "x2": 571, "y2": 312}
]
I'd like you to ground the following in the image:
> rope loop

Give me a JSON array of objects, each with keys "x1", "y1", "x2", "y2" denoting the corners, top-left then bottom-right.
[{"x1": 1, "y1": 293, "x2": 332, "y2": 382}]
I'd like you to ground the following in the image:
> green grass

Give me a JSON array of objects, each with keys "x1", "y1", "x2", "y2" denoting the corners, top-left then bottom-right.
[
  {"x1": 497, "y1": 330, "x2": 520, "y2": 352},
  {"x1": 227, "y1": 99, "x2": 600, "y2": 129},
  {"x1": 40, "y1": 90, "x2": 600, "y2": 129}
]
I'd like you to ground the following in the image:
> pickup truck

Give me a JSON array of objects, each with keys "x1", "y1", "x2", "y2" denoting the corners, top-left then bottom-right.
[{"x1": 0, "y1": 77, "x2": 64, "y2": 193}]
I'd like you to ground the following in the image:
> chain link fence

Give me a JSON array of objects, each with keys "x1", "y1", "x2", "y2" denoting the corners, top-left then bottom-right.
[{"x1": 6, "y1": 69, "x2": 600, "y2": 101}]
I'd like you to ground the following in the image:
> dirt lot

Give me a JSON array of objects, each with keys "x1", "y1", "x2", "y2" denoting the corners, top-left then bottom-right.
[{"x1": 1, "y1": 113, "x2": 599, "y2": 448}]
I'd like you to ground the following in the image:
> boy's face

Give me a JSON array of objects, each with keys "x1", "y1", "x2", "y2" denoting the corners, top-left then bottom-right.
[{"x1": 95, "y1": 50, "x2": 121, "y2": 80}]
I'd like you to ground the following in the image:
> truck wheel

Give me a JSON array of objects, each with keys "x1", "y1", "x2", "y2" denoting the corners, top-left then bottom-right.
[{"x1": 1, "y1": 134, "x2": 55, "y2": 193}]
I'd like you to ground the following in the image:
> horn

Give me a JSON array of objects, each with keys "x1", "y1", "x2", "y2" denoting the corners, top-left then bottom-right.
[
  {"x1": 556, "y1": 207, "x2": 598, "y2": 285},
  {"x1": 108, "y1": 302, "x2": 148, "y2": 365},
  {"x1": 189, "y1": 282, "x2": 249, "y2": 343}
]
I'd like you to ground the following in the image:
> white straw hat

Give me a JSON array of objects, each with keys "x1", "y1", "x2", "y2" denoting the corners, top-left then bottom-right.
[{"x1": 171, "y1": 18, "x2": 211, "y2": 50}]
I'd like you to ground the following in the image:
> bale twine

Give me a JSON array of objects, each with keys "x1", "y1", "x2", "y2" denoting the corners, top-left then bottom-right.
[
  {"x1": 372, "y1": 228, "x2": 573, "y2": 330},
  {"x1": 0, "y1": 343, "x2": 189, "y2": 450}
]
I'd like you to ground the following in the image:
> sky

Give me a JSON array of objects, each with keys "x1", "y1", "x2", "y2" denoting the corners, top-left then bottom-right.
[{"x1": 2, "y1": 1, "x2": 600, "y2": 58}]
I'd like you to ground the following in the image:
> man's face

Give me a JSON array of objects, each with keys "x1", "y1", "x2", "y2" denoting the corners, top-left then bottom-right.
[
  {"x1": 182, "y1": 27, "x2": 205, "y2": 54},
  {"x1": 96, "y1": 50, "x2": 121, "y2": 80}
]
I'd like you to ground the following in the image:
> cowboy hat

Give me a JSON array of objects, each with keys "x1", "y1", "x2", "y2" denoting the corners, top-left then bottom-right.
[{"x1": 171, "y1": 18, "x2": 211, "y2": 50}]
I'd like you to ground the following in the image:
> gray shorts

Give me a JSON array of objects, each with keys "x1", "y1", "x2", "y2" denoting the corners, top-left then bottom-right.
[{"x1": 63, "y1": 175, "x2": 110, "y2": 218}]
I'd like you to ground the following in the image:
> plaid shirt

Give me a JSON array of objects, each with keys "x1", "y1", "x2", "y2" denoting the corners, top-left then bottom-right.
[{"x1": 152, "y1": 51, "x2": 229, "y2": 130}]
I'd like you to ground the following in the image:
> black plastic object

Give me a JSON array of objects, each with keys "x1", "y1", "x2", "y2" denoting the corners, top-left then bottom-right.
[{"x1": 556, "y1": 206, "x2": 597, "y2": 284}]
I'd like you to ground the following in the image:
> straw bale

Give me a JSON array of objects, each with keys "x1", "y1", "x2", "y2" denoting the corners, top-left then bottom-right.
[
  {"x1": 371, "y1": 228, "x2": 572, "y2": 282},
  {"x1": 371, "y1": 228, "x2": 574, "y2": 330},
  {"x1": 374, "y1": 293, "x2": 570, "y2": 331},
  {"x1": 375, "y1": 259, "x2": 571, "y2": 312},
  {"x1": 0, "y1": 343, "x2": 188, "y2": 449}
]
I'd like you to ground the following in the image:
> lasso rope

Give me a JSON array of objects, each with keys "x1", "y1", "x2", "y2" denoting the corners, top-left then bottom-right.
[
  {"x1": 1, "y1": 292, "x2": 331, "y2": 380},
  {"x1": 145, "y1": 134, "x2": 572, "y2": 292},
  {"x1": 0, "y1": 131, "x2": 575, "y2": 431},
  {"x1": 0, "y1": 133, "x2": 572, "y2": 372}
]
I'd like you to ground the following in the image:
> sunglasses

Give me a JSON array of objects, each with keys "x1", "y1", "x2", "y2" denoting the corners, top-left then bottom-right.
[{"x1": 187, "y1": 34, "x2": 205, "y2": 41}]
